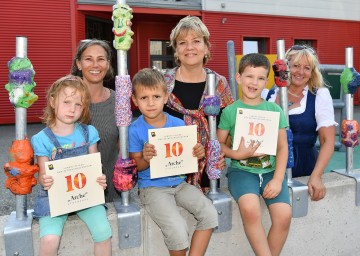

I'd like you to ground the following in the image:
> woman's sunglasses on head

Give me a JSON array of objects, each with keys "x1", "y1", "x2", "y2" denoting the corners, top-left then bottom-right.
[{"x1": 289, "y1": 45, "x2": 317, "y2": 56}]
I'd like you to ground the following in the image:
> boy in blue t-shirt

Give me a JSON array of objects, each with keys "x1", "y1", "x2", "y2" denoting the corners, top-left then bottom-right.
[
  {"x1": 129, "y1": 68, "x2": 218, "y2": 256},
  {"x1": 217, "y1": 53, "x2": 291, "y2": 256}
]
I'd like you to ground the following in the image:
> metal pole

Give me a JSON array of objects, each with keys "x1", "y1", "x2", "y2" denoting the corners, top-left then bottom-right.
[
  {"x1": 227, "y1": 41, "x2": 238, "y2": 99},
  {"x1": 276, "y1": 39, "x2": 292, "y2": 182},
  {"x1": 276, "y1": 39, "x2": 308, "y2": 217},
  {"x1": 345, "y1": 47, "x2": 354, "y2": 174},
  {"x1": 116, "y1": 0, "x2": 130, "y2": 206},
  {"x1": 207, "y1": 73, "x2": 218, "y2": 194},
  {"x1": 15, "y1": 36, "x2": 28, "y2": 220}
]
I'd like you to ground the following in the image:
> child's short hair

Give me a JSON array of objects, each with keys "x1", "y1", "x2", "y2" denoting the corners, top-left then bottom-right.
[
  {"x1": 132, "y1": 68, "x2": 166, "y2": 95},
  {"x1": 239, "y1": 53, "x2": 270, "y2": 76},
  {"x1": 43, "y1": 75, "x2": 91, "y2": 127}
]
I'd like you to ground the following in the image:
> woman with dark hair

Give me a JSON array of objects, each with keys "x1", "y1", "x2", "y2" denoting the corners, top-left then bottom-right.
[{"x1": 71, "y1": 39, "x2": 120, "y2": 202}]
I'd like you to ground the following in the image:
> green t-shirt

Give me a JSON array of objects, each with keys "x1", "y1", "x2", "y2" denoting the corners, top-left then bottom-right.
[{"x1": 218, "y1": 99, "x2": 288, "y2": 174}]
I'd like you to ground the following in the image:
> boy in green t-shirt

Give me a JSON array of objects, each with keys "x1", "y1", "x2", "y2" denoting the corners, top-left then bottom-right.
[{"x1": 217, "y1": 53, "x2": 291, "y2": 256}]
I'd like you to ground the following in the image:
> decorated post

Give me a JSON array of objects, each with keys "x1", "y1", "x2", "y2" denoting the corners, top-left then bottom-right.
[
  {"x1": 274, "y1": 39, "x2": 308, "y2": 218},
  {"x1": 111, "y1": 0, "x2": 141, "y2": 249},
  {"x1": 333, "y1": 47, "x2": 360, "y2": 206},
  {"x1": 204, "y1": 72, "x2": 232, "y2": 233},
  {"x1": 3, "y1": 36, "x2": 39, "y2": 256}
]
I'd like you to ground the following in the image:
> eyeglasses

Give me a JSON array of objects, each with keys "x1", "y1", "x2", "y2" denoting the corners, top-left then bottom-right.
[{"x1": 289, "y1": 45, "x2": 317, "y2": 56}]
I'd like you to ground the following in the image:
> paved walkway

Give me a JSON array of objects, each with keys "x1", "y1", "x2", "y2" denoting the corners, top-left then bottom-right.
[{"x1": 1, "y1": 106, "x2": 359, "y2": 216}]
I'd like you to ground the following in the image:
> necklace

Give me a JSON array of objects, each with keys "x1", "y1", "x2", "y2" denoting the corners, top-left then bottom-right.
[
  {"x1": 287, "y1": 89, "x2": 303, "y2": 98},
  {"x1": 178, "y1": 66, "x2": 206, "y2": 83}
]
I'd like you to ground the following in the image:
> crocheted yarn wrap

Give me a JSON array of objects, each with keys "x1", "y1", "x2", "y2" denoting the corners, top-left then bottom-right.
[
  {"x1": 341, "y1": 119, "x2": 359, "y2": 148},
  {"x1": 203, "y1": 95, "x2": 220, "y2": 116},
  {"x1": 113, "y1": 157, "x2": 138, "y2": 192},
  {"x1": 4, "y1": 138, "x2": 39, "y2": 195},
  {"x1": 5, "y1": 57, "x2": 38, "y2": 108},
  {"x1": 206, "y1": 139, "x2": 222, "y2": 180},
  {"x1": 272, "y1": 59, "x2": 289, "y2": 87},
  {"x1": 115, "y1": 75, "x2": 132, "y2": 126},
  {"x1": 340, "y1": 67, "x2": 360, "y2": 95},
  {"x1": 286, "y1": 129, "x2": 294, "y2": 168}
]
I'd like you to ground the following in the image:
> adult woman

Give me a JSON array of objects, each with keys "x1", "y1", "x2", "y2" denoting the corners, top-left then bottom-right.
[
  {"x1": 71, "y1": 39, "x2": 120, "y2": 202},
  {"x1": 265, "y1": 45, "x2": 337, "y2": 201},
  {"x1": 163, "y1": 16, "x2": 234, "y2": 189}
]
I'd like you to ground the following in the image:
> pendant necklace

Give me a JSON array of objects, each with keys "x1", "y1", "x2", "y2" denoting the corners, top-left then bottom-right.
[{"x1": 287, "y1": 88, "x2": 303, "y2": 107}]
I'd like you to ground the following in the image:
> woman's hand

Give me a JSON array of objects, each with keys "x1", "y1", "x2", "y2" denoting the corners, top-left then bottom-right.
[{"x1": 308, "y1": 174, "x2": 326, "y2": 201}]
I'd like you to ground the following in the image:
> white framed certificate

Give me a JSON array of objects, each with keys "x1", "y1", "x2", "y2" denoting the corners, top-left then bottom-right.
[
  {"x1": 232, "y1": 108, "x2": 280, "y2": 155},
  {"x1": 46, "y1": 152, "x2": 105, "y2": 217},
  {"x1": 148, "y1": 125, "x2": 198, "y2": 179}
]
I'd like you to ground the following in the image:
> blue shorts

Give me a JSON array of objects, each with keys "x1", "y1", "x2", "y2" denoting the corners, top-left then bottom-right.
[
  {"x1": 227, "y1": 168, "x2": 290, "y2": 206},
  {"x1": 39, "y1": 205, "x2": 112, "y2": 243}
]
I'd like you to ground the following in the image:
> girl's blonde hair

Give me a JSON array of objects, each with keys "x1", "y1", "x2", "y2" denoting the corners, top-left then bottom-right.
[
  {"x1": 285, "y1": 46, "x2": 326, "y2": 93},
  {"x1": 170, "y1": 16, "x2": 211, "y2": 66},
  {"x1": 43, "y1": 75, "x2": 91, "y2": 127}
]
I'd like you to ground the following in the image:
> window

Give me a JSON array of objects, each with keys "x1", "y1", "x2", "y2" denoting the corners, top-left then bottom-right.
[
  {"x1": 243, "y1": 37, "x2": 269, "y2": 54},
  {"x1": 150, "y1": 40, "x2": 175, "y2": 69},
  {"x1": 294, "y1": 39, "x2": 317, "y2": 51}
]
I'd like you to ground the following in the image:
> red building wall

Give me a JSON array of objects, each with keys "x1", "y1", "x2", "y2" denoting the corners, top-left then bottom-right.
[
  {"x1": 202, "y1": 11, "x2": 360, "y2": 82},
  {"x1": 1, "y1": 4, "x2": 359, "y2": 125},
  {"x1": 0, "y1": 0, "x2": 74, "y2": 124}
]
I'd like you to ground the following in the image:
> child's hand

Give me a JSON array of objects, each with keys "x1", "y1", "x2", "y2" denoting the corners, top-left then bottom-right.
[
  {"x1": 235, "y1": 137, "x2": 261, "y2": 160},
  {"x1": 143, "y1": 143, "x2": 156, "y2": 163},
  {"x1": 217, "y1": 153, "x2": 227, "y2": 170},
  {"x1": 42, "y1": 174, "x2": 54, "y2": 190},
  {"x1": 193, "y1": 143, "x2": 205, "y2": 159},
  {"x1": 97, "y1": 174, "x2": 107, "y2": 190},
  {"x1": 262, "y1": 178, "x2": 282, "y2": 199}
]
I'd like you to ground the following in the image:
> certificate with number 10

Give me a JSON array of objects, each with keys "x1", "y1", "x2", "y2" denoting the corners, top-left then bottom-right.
[
  {"x1": 148, "y1": 125, "x2": 198, "y2": 179},
  {"x1": 232, "y1": 108, "x2": 280, "y2": 155}
]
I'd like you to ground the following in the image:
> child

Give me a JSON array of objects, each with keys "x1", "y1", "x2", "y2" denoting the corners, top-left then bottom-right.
[
  {"x1": 217, "y1": 53, "x2": 291, "y2": 256},
  {"x1": 31, "y1": 75, "x2": 112, "y2": 256},
  {"x1": 129, "y1": 68, "x2": 218, "y2": 256}
]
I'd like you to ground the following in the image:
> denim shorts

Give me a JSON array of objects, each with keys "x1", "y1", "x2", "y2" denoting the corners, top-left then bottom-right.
[{"x1": 227, "y1": 168, "x2": 290, "y2": 206}]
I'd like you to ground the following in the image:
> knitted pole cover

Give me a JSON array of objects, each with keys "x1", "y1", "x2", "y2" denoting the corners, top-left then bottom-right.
[
  {"x1": 206, "y1": 139, "x2": 222, "y2": 180},
  {"x1": 113, "y1": 158, "x2": 138, "y2": 192},
  {"x1": 272, "y1": 59, "x2": 289, "y2": 87},
  {"x1": 341, "y1": 120, "x2": 359, "y2": 148},
  {"x1": 115, "y1": 75, "x2": 132, "y2": 126}
]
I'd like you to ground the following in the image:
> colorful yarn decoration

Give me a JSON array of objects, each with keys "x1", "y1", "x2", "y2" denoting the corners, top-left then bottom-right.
[
  {"x1": 286, "y1": 129, "x2": 294, "y2": 168},
  {"x1": 206, "y1": 139, "x2": 222, "y2": 180},
  {"x1": 113, "y1": 157, "x2": 138, "y2": 192},
  {"x1": 5, "y1": 57, "x2": 38, "y2": 108},
  {"x1": 203, "y1": 95, "x2": 220, "y2": 116},
  {"x1": 341, "y1": 119, "x2": 359, "y2": 148},
  {"x1": 115, "y1": 75, "x2": 132, "y2": 126},
  {"x1": 272, "y1": 59, "x2": 289, "y2": 87},
  {"x1": 4, "y1": 138, "x2": 39, "y2": 195},
  {"x1": 340, "y1": 67, "x2": 360, "y2": 95},
  {"x1": 112, "y1": 4, "x2": 134, "y2": 51}
]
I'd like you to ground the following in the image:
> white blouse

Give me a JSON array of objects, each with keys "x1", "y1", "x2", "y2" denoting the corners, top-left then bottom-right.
[{"x1": 262, "y1": 86, "x2": 338, "y2": 131}]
